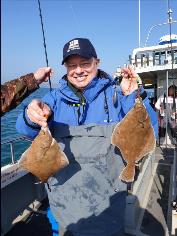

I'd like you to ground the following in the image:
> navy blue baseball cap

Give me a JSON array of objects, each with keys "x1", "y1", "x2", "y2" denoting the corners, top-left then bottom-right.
[{"x1": 62, "y1": 38, "x2": 97, "y2": 65}]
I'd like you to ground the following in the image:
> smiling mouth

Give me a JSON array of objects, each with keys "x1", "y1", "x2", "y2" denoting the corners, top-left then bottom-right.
[{"x1": 76, "y1": 76, "x2": 87, "y2": 82}]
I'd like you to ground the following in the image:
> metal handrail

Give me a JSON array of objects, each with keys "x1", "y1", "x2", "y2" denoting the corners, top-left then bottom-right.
[
  {"x1": 1, "y1": 136, "x2": 32, "y2": 145},
  {"x1": 145, "y1": 20, "x2": 177, "y2": 47},
  {"x1": 129, "y1": 47, "x2": 177, "y2": 67},
  {"x1": 1, "y1": 136, "x2": 32, "y2": 165}
]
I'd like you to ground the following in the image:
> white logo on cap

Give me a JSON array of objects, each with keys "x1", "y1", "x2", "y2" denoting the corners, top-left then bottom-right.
[{"x1": 67, "y1": 40, "x2": 80, "y2": 52}]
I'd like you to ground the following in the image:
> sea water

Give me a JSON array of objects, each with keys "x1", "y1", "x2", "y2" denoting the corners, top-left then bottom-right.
[{"x1": 1, "y1": 88, "x2": 49, "y2": 167}]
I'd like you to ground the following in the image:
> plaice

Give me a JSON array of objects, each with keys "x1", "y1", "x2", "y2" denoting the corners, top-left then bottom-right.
[
  {"x1": 18, "y1": 126, "x2": 69, "y2": 183},
  {"x1": 111, "y1": 98, "x2": 156, "y2": 183}
]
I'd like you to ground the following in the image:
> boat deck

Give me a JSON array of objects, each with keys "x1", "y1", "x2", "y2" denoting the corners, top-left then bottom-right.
[
  {"x1": 140, "y1": 146, "x2": 175, "y2": 236},
  {"x1": 4, "y1": 145, "x2": 176, "y2": 236}
]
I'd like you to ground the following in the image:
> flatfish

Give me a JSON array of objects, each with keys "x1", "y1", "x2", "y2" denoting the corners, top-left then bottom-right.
[
  {"x1": 111, "y1": 98, "x2": 156, "y2": 183},
  {"x1": 18, "y1": 127, "x2": 69, "y2": 183}
]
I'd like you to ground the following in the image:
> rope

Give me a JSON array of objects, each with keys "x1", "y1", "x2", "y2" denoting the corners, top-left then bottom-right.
[{"x1": 37, "y1": 0, "x2": 52, "y2": 92}]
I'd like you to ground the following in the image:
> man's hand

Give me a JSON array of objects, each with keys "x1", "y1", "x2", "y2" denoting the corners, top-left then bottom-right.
[
  {"x1": 120, "y1": 65, "x2": 142, "y2": 96},
  {"x1": 34, "y1": 67, "x2": 53, "y2": 85},
  {"x1": 27, "y1": 99, "x2": 52, "y2": 127}
]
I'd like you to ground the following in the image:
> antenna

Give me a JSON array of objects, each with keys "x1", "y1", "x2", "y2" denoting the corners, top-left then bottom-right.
[{"x1": 138, "y1": 0, "x2": 141, "y2": 47}]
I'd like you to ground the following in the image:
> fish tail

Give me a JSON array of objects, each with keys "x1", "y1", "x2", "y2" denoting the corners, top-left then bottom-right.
[{"x1": 119, "y1": 162, "x2": 135, "y2": 183}]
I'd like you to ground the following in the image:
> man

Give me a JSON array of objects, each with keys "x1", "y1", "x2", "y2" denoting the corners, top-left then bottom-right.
[
  {"x1": 16, "y1": 38, "x2": 158, "y2": 236},
  {"x1": 1, "y1": 67, "x2": 52, "y2": 116},
  {"x1": 155, "y1": 85, "x2": 177, "y2": 114},
  {"x1": 155, "y1": 85, "x2": 177, "y2": 139}
]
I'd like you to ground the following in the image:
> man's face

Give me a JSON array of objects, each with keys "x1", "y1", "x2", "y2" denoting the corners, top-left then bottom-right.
[
  {"x1": 168, "y1": 87, "x2": 175, "y2": 97},
  {"x1": 65, "y1": 55, "x2": 99, "y2": 90}
]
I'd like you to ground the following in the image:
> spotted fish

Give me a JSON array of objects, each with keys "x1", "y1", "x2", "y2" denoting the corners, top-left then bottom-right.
[
  {"x1": 111, "y1": 98, "x2": 156, "y2": 183},
  {"x1": 18, "y1": 127, "x2": 69, "y2": 183}
]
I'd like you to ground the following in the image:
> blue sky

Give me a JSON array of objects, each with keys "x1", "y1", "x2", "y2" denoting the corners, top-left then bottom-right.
[{"x1": 1, "y1": 0, "x2": 177, "y2": 87}]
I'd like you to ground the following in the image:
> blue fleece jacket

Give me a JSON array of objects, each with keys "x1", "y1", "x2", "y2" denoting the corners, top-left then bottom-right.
[{"x1": 16, "y1": 72, "x2": 158, "y2": 139}]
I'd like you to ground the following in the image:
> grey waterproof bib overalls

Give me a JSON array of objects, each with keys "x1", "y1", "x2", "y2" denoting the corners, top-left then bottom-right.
[{"x1": 46, "y1": 123, "x2": 127, "y2": 236}]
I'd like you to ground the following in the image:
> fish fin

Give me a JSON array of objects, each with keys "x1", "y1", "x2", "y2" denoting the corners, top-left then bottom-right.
[
  {"x1": 51, "y1": 138, "x2": 69, "y2": 167},
  {"x1": 60, "y1": 151, "x2": 69, "y2": 167},
  {"x1": 119, "y1": 163, "x2": 135, "y2": 183},
  {"x1": 111, "y1": 123, "x2": 120, "y2": 145},
  {"x1": 18, "y1": 148, "x2": 30, "y2": 167}
]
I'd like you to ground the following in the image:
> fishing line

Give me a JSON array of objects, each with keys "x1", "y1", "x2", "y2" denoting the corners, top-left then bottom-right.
[
  {"x1": 67, "y1": 0, "x2": 82, "y2": 35},
  {"x1": 37, "y1": 0, "x2": 52, "y2": 92}
]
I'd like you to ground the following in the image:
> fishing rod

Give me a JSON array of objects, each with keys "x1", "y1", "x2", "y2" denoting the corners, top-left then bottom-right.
[{"x1": 37, "y1": 0, "x2": 52, "y2": 92}]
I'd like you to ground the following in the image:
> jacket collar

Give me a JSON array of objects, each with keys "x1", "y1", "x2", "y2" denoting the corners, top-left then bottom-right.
[{"x1": 58, "y1": 70, "x2": 113, "y2": 103}]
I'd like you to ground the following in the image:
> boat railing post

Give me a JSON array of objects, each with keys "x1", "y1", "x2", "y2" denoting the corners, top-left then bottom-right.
[
  {"x1": 164, "y1": 50, "x2": 168, "y2": 64},
  {"x1": 172, "y1": 146, "x2": 177, "y2": 202},
  {"x1": 146, "y1": 53, "x2": 149, "y2": 66},
  {"x1": 153, "y1": 51, "x2": 156, "y2": 66},
  {"x1": 171, "y1": 49, "x2": 174, "y2": 64},
  {"x1": 175, "y1": 51, "x2": 177, "y2": 64},
  {"x1": 141, "y1": 54, "x2": 143, "y2": 67},
  {"x1": 10, "y1": 141, "x2": 15, "y2": 164},
  {"x1": 159, "y1": 52, "x2": 162, "y2": 65},
  {"x1": 129, "y1": 55, "x2": 132, "y2": 65},
  {"x1": 135, "y1": 54, "x2": 138, "y2": 67}
]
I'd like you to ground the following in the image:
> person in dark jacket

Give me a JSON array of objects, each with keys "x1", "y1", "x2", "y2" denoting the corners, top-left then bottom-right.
[
  {"x1": 1, "y1": 67, "x2": 52, "y2": 116},
  {"x1": 16, "y1": 38, "x2": 158, "y2": 236}
]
